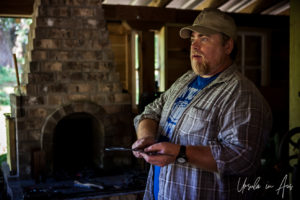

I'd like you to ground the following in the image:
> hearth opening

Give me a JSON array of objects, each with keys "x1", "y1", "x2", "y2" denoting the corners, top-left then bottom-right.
[{"x1": 53, "y1": 112, "x2": 104, "y2": 179}]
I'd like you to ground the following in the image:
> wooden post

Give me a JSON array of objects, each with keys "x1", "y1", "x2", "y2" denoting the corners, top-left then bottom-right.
[
  {"x1": 13, "y1": 54, "x2": 20, "y2": 87},
  {"x1": 290, "y1": 0, "x2": 300, "y2": 129},
  {"x1": 140, "y1": 31, "x2": 155, "y2": 94},
  {"x1": 4, "y1": 113, "x2": 17, "y2": 175}
]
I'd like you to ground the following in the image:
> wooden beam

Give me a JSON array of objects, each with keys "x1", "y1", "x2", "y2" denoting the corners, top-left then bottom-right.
[
  {"x1": 139, "y1": 31, "x2": 155, "y2": 94},
  {"x1": 0, "y1": 1, "x2": 289, "y2": 30},
  {"x1": 148, "y1": 0, "x2": 173, "y2": 7},
  {"x1": 103, "y1": 4, "x2": 198, "y2": 24},
  {"x1": 0, "y1": 0, "x2": 34, "y2": 17},
  {"x1": 237, "y1": 0, "x2": 262, "y2": 14},
  {"x1": 194, "y1": 0, "x2": 228, "y2": 10},
  {"x1": 103, "y1": 4, "x2": 289, "y2": 29}
]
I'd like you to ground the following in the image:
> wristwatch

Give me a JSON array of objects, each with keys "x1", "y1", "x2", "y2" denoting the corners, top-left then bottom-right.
[{"x1": 176, "y1": 145, "x2": 187, "y2": 164}]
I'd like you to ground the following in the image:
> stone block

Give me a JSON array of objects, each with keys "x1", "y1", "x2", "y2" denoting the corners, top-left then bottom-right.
[
  {"x1": 58, "y1": 72, "x2": 71, "y2": 82},
  {"x1": 52, "y1": 109, "x2": 63, "y2": 122},
  {"x1": 26, "y1": 84, "x2": 38, "y2": 95},
  {"x1": 43, "y1": 62, "x2": 62, "y2": 72},
  {"x1": 72, "y1": 8, "x2": 95, "y2": 17},
  {"x1": 81, "y1": 62, "x2": 98, "y2": 72},
  {"x1": 29, "y1": 62, "x2": 40, "y2": 72},
  {"x1": 38, "y1": 6, "x2": 70, "y2": 17},
  {"x1": 77, "y1": 29, "x2": 99, "y2": 40},
  {"x1": 68, "y1": 83, "x2": 92, "y2": 93},
  {"x1": 91, "y1": 94, "x2": 106, "y2": 104},
  {"x1": 114, "y1": 93, "x2": 131, "y2": 104},
  {"x1": 73, "y1": 103, "x2": 84, "y2": 112},
  {"x1": 85, "y1": 19, "x2": 99, "y2": 28},
  {"x1": 91, "y1": 40, "x2": 103, "y2": 49},
  {"x1": 28, "y1": 108, "x2": 48, "y2": 118},
  {"x1": 23, "y1": 118, "x2": 43, "y2": 130},
  {"x1": 63, "y1": 104, "x2": 74, "y2": 115},
  {"x1": 70, "y1": 72, "x2": 83, "y2": 81},
  {"x1": 24, "y1": 96, "x2": 45, "y2": 105},
  {"x1": 48, "y1": 51, "x2": 71, "y2": 61},
  {"x1": 81, "y1": 51, "x2": 97, "y2": 61},
  {"x1": 62, "y1": 39, "x2": 79, "y2": 49},
  {"x1": 109, "y1": 72, "x2": 120, "y2": 82},
  {"x1": 48, "y1": 28, "x2": 74, "y2": 39},
  {"x1": 47, "y1": 95, "x2": 63, "y2": 105},
  {"x1": 31, "y1": 50, "x2": 47, "y2": 61},
  {"x1": 18, "y1": 129, "x2": 41, "y2": 142},
  {"x1": 102, "y1": 49, "x2": 115, "y2": 61},
  {"x1": 35, "y1": 39, "x2": 58, "y2": 49},
  {"x1": 49, "y1": 83, "x2": 67, "y2": 93},
  {"x1": 56, "y1": 7, "x2": 70, "y2": 17},
  {"x1": 28, "y1": 73, "x2": 55, "y2": 83},
  {"x1": 99, "y1": 83, "x2": 113, "y2": 92},
  {"x1": 113, "y1": 83, "x2": 122, "y2": 92},
  {"x1": 68, "y1": 94, "x2": 88, "y2": 101},
  {"x1": 16, "y1": 119, "x2": 26, "y2": 131},
  {"x1": 62, "y1": 62, "x2": 81, "y2": 71},
  {"x1": 107, "y1": 94, "x2": 115, "y2": 103}
]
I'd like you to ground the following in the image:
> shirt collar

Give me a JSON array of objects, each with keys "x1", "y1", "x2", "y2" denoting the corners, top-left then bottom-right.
[
  {"x1": 188, "y1": 63, "x2": 238, "y2": 85},
  {"x1": 213, "y1": 63, "x2": 238, "y2": 84}
]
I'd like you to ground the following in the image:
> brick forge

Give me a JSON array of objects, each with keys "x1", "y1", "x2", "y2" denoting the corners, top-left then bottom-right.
[{"x1": 9, "y1": 0, "x2": 134, "y2": 179}]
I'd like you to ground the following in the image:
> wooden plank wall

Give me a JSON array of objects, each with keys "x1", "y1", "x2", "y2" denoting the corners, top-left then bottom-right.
[
  {"x1": 164, "y1": 25, "x2": 190, "y2": 89},
  {"x1": 107, "y1": 22, "x2": 131, "y2": 92}
]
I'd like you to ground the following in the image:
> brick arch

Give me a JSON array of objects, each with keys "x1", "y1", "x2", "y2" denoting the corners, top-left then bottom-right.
[{"x1": 40, "y1": 101, "x2": 107, "y2": 174}]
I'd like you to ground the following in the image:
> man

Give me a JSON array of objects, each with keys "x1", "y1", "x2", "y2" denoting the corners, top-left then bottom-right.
[{"x1": 132, "y1": 8, "x2": 272, "y2": 200}]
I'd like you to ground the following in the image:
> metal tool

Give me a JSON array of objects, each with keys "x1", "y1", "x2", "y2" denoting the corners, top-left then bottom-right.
[{"x1": 105, "y1": 147, "x2": 172, "y2": 156}]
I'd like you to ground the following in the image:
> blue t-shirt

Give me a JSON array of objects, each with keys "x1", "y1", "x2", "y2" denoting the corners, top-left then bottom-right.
[{"x1": 154, "y1": 74, "x2": 219, "y2": 200}]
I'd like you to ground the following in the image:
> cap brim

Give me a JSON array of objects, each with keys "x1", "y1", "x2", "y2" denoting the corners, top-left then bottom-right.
[{"x1": 179, "y1": 26, "x2": 220, "y2": 39}]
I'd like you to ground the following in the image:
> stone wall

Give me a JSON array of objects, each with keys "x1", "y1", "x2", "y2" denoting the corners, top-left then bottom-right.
[{"x1": 9, "y1": 0, "x2": 133, "y2": 178}]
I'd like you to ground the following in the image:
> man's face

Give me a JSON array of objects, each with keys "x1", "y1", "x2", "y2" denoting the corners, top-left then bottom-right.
[{"x1": 190, "y1": 32, "x2": 232, "y2": 77}]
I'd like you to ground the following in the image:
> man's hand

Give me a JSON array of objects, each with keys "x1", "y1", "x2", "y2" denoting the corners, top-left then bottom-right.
[
  {"x1": 132, "y1": 136, "x2": 156, "y2": 158},
  {"x1": 141, "y1": 142, "x2": 180, "y2": 167},
  {"x1": 132, "y1": 119, "x2": 158, "y2": 158}
]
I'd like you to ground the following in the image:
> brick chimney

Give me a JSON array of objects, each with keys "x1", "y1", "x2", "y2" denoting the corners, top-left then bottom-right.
[{"x1": 9, "y1": 0, "x2": 134, "y2": 178}]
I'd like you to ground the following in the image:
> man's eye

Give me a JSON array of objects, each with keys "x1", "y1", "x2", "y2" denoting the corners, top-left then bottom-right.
[{"x1": 201, "y1": 37, "x2": 208, "y2": 42}]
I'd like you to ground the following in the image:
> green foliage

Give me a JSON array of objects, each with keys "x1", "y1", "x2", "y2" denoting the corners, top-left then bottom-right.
[
  {"x1": 0, "y1": 18, "x2": 32, "y2": 65},
  {"x1": 0, "y1": 154, "x2": 7, "y2": 165},
  {"x1": 0, "y1": 66, "x2": 16, "y2": 105},
  {"x1": 0, "y1": 66, "x2": 16, "y2": 84},
  {"x1": 0, "y1": 91, "x2": 10, "y2": 105}
]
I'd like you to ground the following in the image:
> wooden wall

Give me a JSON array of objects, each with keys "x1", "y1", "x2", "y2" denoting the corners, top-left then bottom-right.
[
  {"x1": 107, "y1": 22, "x2": 131, "y2": 92},
  {"x1": 164, "y1": 25, "x2": 190, "y2": 89}
]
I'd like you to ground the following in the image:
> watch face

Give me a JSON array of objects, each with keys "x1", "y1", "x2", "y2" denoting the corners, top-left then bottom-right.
[{"x1": 177, "y1": 157, "x2": 186, "y2": 164}]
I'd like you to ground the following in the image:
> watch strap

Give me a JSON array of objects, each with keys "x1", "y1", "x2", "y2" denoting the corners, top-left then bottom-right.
[{"x1": 176, "y1": 145, "x2": 187, "y2": 160}]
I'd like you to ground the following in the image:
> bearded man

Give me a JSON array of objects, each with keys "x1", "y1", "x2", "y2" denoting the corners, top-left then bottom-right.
[{"x1": 132, "y1": 8, "x2": 272, "y2": 200}]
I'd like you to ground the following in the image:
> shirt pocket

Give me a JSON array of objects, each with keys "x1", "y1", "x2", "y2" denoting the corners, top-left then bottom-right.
[{"x1": 178, "y1": 106, "x2": 218, "y2": 146}]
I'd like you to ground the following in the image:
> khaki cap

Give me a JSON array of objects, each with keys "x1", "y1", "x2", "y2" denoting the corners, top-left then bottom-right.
[{"x1": 179, "y1": 8, "x2": 237, "y2": 40}]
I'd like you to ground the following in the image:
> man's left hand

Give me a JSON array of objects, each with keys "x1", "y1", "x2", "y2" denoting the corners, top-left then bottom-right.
[{"x1": 141, "y1": 142, "x2": 180, "y2": 167}]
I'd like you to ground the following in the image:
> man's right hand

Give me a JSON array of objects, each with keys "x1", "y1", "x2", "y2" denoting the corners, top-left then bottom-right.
[{"x1": 132, "y1": 137, "x2": 156, "y2": 158}]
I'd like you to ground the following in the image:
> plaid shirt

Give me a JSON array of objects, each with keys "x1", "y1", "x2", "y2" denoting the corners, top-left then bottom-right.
[{"x1": 134, "y1": 64, "x2": 272, "y2": 200}]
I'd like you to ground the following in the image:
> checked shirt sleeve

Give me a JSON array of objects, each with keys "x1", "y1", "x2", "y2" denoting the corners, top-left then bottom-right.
[
  {"x1": 134, "y1": 71, "x2": 194, "y2": 131},
  {"x1": 209, "y1": 83, "x2": 272, "y2": 176}
]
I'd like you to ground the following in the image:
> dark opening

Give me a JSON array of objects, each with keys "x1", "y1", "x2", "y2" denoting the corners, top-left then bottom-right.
[{"x1": 53, "y1": 112, "x2": 102, "y2": 179}]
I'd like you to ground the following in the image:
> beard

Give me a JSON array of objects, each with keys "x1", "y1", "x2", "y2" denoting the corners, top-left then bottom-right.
[{"x1": 191, "y1": 54, "x2": 209, "y2": 76}]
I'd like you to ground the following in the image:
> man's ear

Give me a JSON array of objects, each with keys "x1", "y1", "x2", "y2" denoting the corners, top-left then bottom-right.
[{"x1": 225, "y1": 38, "x2": 234, "y2": 55}]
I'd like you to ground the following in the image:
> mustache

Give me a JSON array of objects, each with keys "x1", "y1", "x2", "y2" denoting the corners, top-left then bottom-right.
[{"x1": 191, "y1": 51, "x2": 204, "y2": 57}]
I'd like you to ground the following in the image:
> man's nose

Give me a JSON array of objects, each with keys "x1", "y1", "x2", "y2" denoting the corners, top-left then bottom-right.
[{"x1": 191, "y1": 40, "x2": 200, "y2": 50}]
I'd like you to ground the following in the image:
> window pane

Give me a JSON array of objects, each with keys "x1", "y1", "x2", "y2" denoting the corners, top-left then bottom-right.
[
  {"x1": 135, "y1": 70, "x2": 139, "y2": 105},
  {"x1": 135, "y1": 34, "x2": 139, "y2": 69},
  {"x1": 154, "y1": 34, "x2": 159, "y2": 70}
]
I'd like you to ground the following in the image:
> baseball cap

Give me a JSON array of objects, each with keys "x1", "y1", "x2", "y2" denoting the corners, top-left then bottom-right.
[{"x1": 179, "y1": 8, "x2": 237, "y2": 40}]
